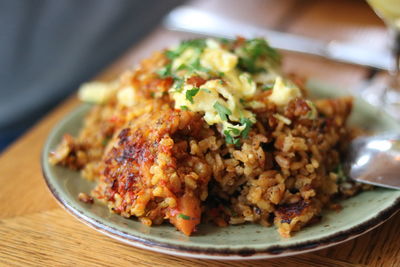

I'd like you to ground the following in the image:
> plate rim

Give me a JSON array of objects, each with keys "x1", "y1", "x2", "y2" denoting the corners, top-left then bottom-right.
[{"x1": 41, "y1": 98, "x2": 400, "y2": 260}]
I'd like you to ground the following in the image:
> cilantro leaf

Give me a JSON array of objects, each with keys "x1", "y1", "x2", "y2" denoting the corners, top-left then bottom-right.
[
  {"x1": 174, "y1": 57, "x2": 209, "y2": 74},
  {"x1": 335, "y1": 163, "x2": 347, "y2": 183},
  {"x1": 165, "y1": 39, "x2": 206, "y2": 61},
  {"x1": 178, "y1": 213, "x2": 191, "y2": 220},
  {"x1": 172, "y1": 77, "x2": 184, "y2": 92},
  {"x1": 217, "y1": 71, "x2": 225, "y2": 77},
  {"x1": 185, "y1": 88, "x2": 200, "y2": 103},
  {"x1": 262, "y1": 82, "x2": 274, "y2": 91},
  {"x1": 224, "y1": 130, "x2": 241, "y2": 146},
  {"x1": 218, "y1": 37, "x2": 232, "y2": 45},
  {"x1": 240, "y1": 117, "x2": 253, "y2": 138},
  {"x1": 238, "y1": 57, "x2": 264, "y2": 73},
  {"x1": 227, "y1": 127, "x2": 240, "y2": 135},
  {"x1": 189, "y1": 58, "x2": 209, "y2": 73},
  {"x1": 237, "y1": 38, "x2": 281, "y2": 73},
  {"x1": 213, "y1": 102, "x2": 232, "y2": 121},
  {"x1": 156, "y1": 64, "x2": 172, "y2": 78},
  {"x1": 101, "y1": 136, "x2": 111, "y2": 146},
  {"x1": 180, "y1": 105, "x2": 188, "y2": 110},
  {"x1": 165, "y1": 50, "x2": 179, "y2": 60}
]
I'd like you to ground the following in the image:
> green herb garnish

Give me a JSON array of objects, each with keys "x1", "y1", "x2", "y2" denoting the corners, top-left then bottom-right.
[
  {"x1": 237, "y1": 38, "x2": 281, "y2": 73},
  {"x1": 172, "y1": 77, "x2": 184, "y2": 92},
  {"x1": 218, "y1": 37, "x2": 231, "y2": 45},
  {"x1": 180, "y1": 105, "x2": 189, "y2": 110},
  {"x1": 189, "y1": 58, "x2": 209, "y2": 73},
  {"x1": 224, "y1": 130, "x2": 241, "y2": 146},
  {"x1": 217, "y1": 71, "x2": 225, "y2": 77},
  {"x1": 262, "y1": 83, "x2": 274, "y2": 91},
  {"x1": 101, "y1": 136, "x2": 111, "y2": 146},
  {"x1": 240, "y1": 117, "x2": 253, "y2": 138},
  {"x1": 165, "y1": 39, "x2": 207, "y2": 60},
  {"x1": 335, "y1": 163, "x2": 347, "y2": 183},
  {"x1": 246, "y1": 76, "x2": 254, "y2": 84},
  {"x1": 213, "y1": 102, "x2": 232, "y2": 121},
  {"x1": 178, "y1": 213, "x2": 191, "y2": 220},
  {"x1": 175, "y1": 58, "x2": 209, "y2": 74},
  {"x1": 185, "y1": 88, "x2": 200, "y2": 103},
  {"x1": 156, "y1": 64, "x2": 172, "y2": 78},
  {"x1": 227, "y1": 127, "x2": 240, "y2": 135}
]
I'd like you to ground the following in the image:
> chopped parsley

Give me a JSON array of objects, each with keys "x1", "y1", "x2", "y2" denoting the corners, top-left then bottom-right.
[
  {"x1": 185, "y1": 87, "x2": 200, "y2": 103},
  {"x1": 238, "y1": 57, "x2": 264, "y2": 73},
  {"x1": 213, "y1": 102, "x2": 232, "y2": 121},
  {"x1": 175, "y1": 57, "x2": 210, "y2": 74},
  {"x1": 156, "y1": 64, "x2": 172, "y2": 78},
  {"x1": 223, "y1": 118, "x2": 254, "y2": 146},
  {"x1": 172, "y1": 77, "x2": 184, "y2": 92},
  {"x1": 240, "y1": 117, "x2": 253, "y2": 138},
  {"x1": 246, "y1": 76, "x2": 254, "y2": 84},
  {"x1": 335, "y1": 163, "x2": 347, "y2": 183},
  {"x1": 165, "y1": 39, "x2": 207, "y2": 60},
  {"x1": 224, "y1": 129, "x2": 241, "y2": 146},
  {"x1": 262, "y1": 82, "x2": 274, "y2": 91},
  {"x1": 165, "y1": 50, "x2": 178, "y2": 60},
  {"x1": 178, "y1": 213, "x2": 191, "y2": 220},
  {"x1": 237, "y1": 38, "x2": 281, "y2": 73},
  {"x1": 201, "y1": 88, "x2": 211, "y2": 93},
  {"x1": 218, "y1": 37, "x2": 231, "y2": 45},
  {"x1": 305, "y1": 100, "x2": 318, "y2": 119},
  {"x1": 101, "y1": 136, "x2": 111, "y2": 146},
  {"x1": 227, "y1": 127, "x2": 240, "y2": 135},
  {"x1": 180, "y1": 105, "x2": 188, "y2": 110},
  {"x1": 165, "y1": 39, "x2": 206, "y2": 59},
  {"x1": 217, "y1": 71, "x2": 225, "y2": 77},
  {"x1": 189, "y1": 58, "x2": 210, "y2": 73}
]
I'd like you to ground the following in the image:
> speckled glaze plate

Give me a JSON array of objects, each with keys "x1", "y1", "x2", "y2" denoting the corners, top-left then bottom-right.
[{"x1": 42, "y1": 80, "x2": 400, "y2": 260}]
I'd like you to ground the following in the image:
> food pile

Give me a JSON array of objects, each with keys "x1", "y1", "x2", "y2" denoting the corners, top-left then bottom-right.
[{"x1": 50, "y1": 37, "x2": 367, "y2": 237}]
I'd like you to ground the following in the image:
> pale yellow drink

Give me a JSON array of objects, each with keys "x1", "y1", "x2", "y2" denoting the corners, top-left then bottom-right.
[{"x1": 367, "y1": 0, "x2": 400, "y2": 29}]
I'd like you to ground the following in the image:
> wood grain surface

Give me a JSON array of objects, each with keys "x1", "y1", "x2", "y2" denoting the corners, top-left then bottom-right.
[{"x1": 1, "y1": 0, "x2": 399, "y2": 266}]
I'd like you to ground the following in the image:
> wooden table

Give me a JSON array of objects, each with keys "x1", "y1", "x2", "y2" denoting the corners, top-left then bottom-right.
[{"x1": 1, "y1": 0, "x2": 399, "y2": 266}]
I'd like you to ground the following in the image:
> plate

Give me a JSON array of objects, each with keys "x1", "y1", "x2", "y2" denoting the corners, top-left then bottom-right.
[{"x1": 42, "y1": 80, "x2": 400, "y2": 260}]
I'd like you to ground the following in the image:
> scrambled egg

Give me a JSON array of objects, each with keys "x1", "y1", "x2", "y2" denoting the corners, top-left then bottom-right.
[
  {"x1": 172, "y1": 79, "x2": 255, "y2": 127},
  {"x1": 201, "y1": 40, "x2": 238, "y2": 73},
  {"x1": 169, "y1": 38, "x2": 304, "y2": 140},
  {"x1": 268, "y1": 77, "x2": 301, "y2": 107},
  {"x1": 78, "y1": 81, "x2": 113, "y2": 104},
  {"x1": 117, "y1": 86, "x2": 136, "y2": 107},
  {"x1": 79, "y1": 38, "x2": 309, "y2": 144},
  {"x1": 171, "y1": 40, "x2": 257, "y2": 135}
]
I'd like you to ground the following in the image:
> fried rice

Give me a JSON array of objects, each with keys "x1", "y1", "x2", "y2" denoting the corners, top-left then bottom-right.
[{"x1": 49, "y1": 37, "x2": 369, "y2": 237}]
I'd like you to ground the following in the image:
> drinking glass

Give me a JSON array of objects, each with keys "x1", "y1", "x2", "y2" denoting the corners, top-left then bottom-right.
[{"x1": 364, "y1": 0, "x2": 400, "y2": 119}]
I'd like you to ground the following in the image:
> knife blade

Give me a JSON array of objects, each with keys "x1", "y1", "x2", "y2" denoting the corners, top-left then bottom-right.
[{"x1": 163, "y1": 6, "x2": 391, "y2": 71}]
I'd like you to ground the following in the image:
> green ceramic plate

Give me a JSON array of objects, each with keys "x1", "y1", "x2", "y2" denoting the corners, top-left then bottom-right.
[{"x1": 42, "y1": 80, "x2": 400, "y2": 260}]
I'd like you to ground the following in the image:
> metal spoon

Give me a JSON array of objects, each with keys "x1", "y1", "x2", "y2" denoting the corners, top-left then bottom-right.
[{"x1": 344, "y1": 133, "x2": 400, "y2": 189}]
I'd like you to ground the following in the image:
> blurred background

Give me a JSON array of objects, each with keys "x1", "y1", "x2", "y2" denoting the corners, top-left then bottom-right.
[
  {"x1": 0, "y1": 0, "x2": 184, "y2": 151},
  {"x1": 0, "y1": 0, "x2": 388, "y2": 152}
]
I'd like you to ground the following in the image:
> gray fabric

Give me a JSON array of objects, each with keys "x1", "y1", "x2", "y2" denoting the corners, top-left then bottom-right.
[{"x1": 0, "y1": 0, "x2": 183, "y2": 149}]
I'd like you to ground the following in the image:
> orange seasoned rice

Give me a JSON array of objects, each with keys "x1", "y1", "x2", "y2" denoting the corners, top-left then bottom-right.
[{"x1": 49, "y1": 37, "x2": 369, "y2": 237}]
